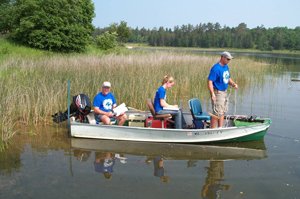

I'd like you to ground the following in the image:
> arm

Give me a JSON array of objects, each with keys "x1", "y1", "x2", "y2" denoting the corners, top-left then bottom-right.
[
  {"x1": 208, "y1": 80, "x2": 216, "y2": 102},
  {"x1": 94, "y1": 107, "x2": 114, "y2": 117},
  {"x1": 160, "y1": 99, "x2": 178, "y2": 108}
]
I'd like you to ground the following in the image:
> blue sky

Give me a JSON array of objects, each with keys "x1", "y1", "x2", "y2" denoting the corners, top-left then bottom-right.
[{"x1": 92, "y1": 0, "x2": 299, "y2": 29}]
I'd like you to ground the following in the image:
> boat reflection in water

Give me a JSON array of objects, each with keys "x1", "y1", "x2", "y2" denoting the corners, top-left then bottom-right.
[
  {"x1": 71, "y1": 138, "x2": 267, "y2": 161},
  {"x1": 71, "y1": 138, "x2": 267, "y2": 197}
]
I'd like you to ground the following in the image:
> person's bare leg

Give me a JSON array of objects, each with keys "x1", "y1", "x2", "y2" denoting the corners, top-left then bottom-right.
[
  {"x1": 101, "y1": 115, "x2": 111, "y2": 125},
  {"x1": 210, "y1": 117, "x2": 218, "y2": 128},
  {"x1": 117, "y1": 114, "x2": 127, "y2": 126},
  {"x1": 218, "y1": 115, "x2": 224, "y2": 128}
]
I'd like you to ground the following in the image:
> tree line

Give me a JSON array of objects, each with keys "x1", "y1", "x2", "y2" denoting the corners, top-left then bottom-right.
[
  {"x1": 1, "y1": 0, "x2": 299, "y2": 52},
  {"x1": 123, "y1": 23, "x2": 300, "y2": 51}
]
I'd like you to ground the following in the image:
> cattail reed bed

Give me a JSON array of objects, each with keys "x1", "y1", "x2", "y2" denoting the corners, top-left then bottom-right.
[{"x1": 0, "y1": 50, "x2": 270, "y2": 143}]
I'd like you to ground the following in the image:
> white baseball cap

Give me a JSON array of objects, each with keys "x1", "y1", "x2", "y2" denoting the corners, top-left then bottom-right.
[
  {"x1": 102, "y1": 81, "x2": 111, "y2": 88},
  {"x1": 221, "y1": 51, "x2": 234, "y2": 59}
]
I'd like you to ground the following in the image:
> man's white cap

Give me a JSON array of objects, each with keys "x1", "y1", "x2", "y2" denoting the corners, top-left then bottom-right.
[
  {"x1": 102, "y1": 81, "x2": 111, "y2": 87},
  {"x1": 221, "y1": 51, "x2": 234, "y2": 59}
]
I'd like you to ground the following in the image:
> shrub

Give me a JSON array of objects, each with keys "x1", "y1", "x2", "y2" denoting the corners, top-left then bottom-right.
[
  {"x1": 95, "y1": 31, "x2": 118, "y2": 50},
  {"x1": 6, "y1": 0, "x2": 95, "y2": 52}
]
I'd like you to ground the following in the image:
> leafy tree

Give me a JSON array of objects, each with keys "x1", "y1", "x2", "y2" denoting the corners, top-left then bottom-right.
[
  {"x1": 4, "y1": 0, "x2": 95, "y2": 52},
  {"x1": 107, "y1": 21, "x2": 131, "y2": 43},
  {"x1": 95, "y1": 31, "x2": 118, "y2": 50},
  {"x1": 116, "y1": 21, "x2": 131, "y2": 43},
  {"x1": 0, "y1": 0, "x2": 15, "y2": 33}
]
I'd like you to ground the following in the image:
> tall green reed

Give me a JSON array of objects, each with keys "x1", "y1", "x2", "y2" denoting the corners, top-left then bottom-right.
[{"x1": 0, "y1": 50, "x2": 271, "y2": 142}]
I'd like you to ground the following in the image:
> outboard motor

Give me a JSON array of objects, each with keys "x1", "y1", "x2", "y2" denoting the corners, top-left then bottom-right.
[{"x1": 52, "y1": 94, "x2": 91, "y2": 123}]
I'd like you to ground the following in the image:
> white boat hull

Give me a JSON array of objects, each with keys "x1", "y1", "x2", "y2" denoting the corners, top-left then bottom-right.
[{"x1": 70, "y1": 116, "x2": 271, "y2": 143}]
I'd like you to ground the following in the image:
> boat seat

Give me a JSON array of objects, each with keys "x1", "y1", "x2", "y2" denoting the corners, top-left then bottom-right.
[
  {"x1": 188, "y1": 98, "x2": 210, "y2": 129},
  {"x1": 146, "y1": 99, "x2": 172, "y2": 128}
]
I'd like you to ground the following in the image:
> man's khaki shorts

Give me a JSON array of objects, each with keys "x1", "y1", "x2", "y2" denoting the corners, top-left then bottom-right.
[{"x1": 212, "y1": 90, "x2": 228, "y2": 116}]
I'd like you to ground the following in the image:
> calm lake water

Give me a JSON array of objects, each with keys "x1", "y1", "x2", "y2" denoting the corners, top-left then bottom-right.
[{"x1": 1, "y1": 52, "x2": 300, "y2": 199}]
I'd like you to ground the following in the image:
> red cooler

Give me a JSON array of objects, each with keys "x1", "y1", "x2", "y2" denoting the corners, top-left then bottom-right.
[{"x1": 145, "y1": 117, "x2": 167, "y2": 128}]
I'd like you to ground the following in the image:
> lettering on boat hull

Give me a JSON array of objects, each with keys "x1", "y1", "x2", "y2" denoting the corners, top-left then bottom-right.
[{"x1": 186, "y1": 130, "x2": 223, "y2": 136}]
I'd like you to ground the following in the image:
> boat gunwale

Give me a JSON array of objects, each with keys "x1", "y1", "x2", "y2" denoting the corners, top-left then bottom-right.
[{"x1": 70, "y1": 117, "x2": 271, "y2": 132}]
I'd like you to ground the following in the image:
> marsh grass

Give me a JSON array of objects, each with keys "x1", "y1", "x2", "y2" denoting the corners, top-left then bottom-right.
[{"x1": 0, "y1": 42, "x2": 272, "y2": 143}]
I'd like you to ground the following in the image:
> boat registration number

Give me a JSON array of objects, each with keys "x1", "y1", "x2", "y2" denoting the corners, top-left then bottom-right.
[{"x1": 187, "y1": 130, "x2": 222, "y2": 136}]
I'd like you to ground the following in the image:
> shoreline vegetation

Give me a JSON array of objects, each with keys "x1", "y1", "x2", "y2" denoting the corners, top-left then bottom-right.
[
  {"x1": 124, "y1": 23, "x2": 300, "y2": 51},
  {"x1": 126, "y1": 43, "x2": 300, "y2": 55},
  {"x1": 0, "y1": 38, "x2": 281, "y2": 148}
]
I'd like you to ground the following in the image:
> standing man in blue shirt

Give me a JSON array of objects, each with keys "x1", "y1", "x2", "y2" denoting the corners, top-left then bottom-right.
[
  {"x1": 93, "y1": 81, "x2": 127, "y2": 126},
  {"x1": 208, "y1": 52, "x2": 238, "y2": 128}
]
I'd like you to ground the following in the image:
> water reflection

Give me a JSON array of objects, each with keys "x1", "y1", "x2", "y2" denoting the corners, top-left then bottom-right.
[
  {"x1": 201, "y1": 161, "x2": 230, "y2": 199},
  {"x1": 152, "y1": 156, "x2": 169, "y2": 183},
  {"x1": 94, "y1": 152, "x2": 116, "y2": 179},
  {"x1": 71, "y1": 139, "x2": 267, "y2": 161},
  {"x1": 93, "y1": 152, "x2": 127, "y2": 179},
  {"x1": 0, "y1": 127, "x2": 70, "y2": 175},
  {"x1": 73, "y1": 149, "x2": 91, "y2": 162},
  {"x1": 71, "y1": 139, "x2": 266, "y2": 198},
  {"x1": 0, "y1": 129, "x2": 268, "y2": 199}
]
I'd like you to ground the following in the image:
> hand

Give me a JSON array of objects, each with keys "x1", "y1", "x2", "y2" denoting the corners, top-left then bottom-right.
[
  {"x1": 211, "y1": 94, "x2": 216, "y2": 102},
  {"x1": 118, "y1": 112, "x2": 125, "y2": 116},
  {"x1": 107, "y1": 111, "x2": 114, "y2": 117},
  {"x1": 233, "y1": 83, "x2": 238, "y2": 89}
]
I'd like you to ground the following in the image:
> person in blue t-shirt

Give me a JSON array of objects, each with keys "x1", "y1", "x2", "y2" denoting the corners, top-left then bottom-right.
[
  {"x1": 208, "y1": 52, "x2": 238, "y2": 128},
  {"x1": 154, "y1": 75, "x2": 183, "y2": 129},
  {"x1": 94, "y1": 152, "x2": 116, "y2": 179},
  {"x1": 93, "y1": 81, "x2": 127, "y2": 125}
]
